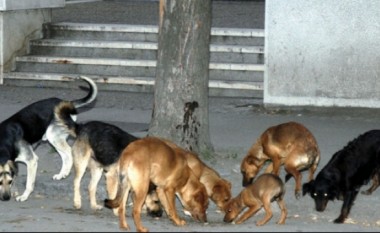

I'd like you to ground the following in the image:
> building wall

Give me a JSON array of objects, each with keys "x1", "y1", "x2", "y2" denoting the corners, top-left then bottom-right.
[{"x1": 264, "y1": 0, "x2": 380, "y2": 108}]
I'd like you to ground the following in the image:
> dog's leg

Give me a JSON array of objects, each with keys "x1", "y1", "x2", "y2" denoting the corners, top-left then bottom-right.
[
  {"x1": 284, "y1": 165, "x2": 302, "y2": 199},
  {"x1": 256, "y1": 196, "x2": 273, "y2": 226},
  {"x1": 361, "y1": 173, "x2": 380, "y2": 195},
  {"x1": 45, "y1": 125, "x2": 73, "y2": 180},
  {"x1": 117, "y1": 178, "x2": 131, "y2": 231},
  {"x1": 88, "y1": 159, "x2": 104, "y2": 210},
  {"x1": 72, "y1": 142, "x2": 91, "y2": 209},
  {"x1": 234, "y1": 203, "x2": 261, "y2": 224},
  {"x1": 104, "y1": 166, "x2": 119, "y2": 216},
  {"x1": 156, "y1": 187, "x2": 186, "y2": 226},
  {"x1": 276, "y1": 198, "x2": 287, "y2": 224},
  {"x1": 334, "y1": 190, "x2": 358, "y2": 223},
  {"x1": 14, "y1": 140, "x2": 38, "y2": 202},
  {"x1": 307, "y1": 151, "x2": 320, "y2": 182},
  {"x1": 130, "y1": 181, "x2": 150, "y2": 232}
]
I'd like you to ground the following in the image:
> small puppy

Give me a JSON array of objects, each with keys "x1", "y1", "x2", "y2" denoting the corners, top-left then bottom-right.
[
  {"x1": 0, "y1": 76, "x2": 97, "y2": 202},
  {"x1": 303, "y1": 130, "x2": 380, "y2": 223},
  {"x1": 240, "y1": 121, "x2": 320, "y2": 198},
  {"x1": 54, "y1": 118, "x2": 162, "y2": 217},
  {"x1": 223, "y1": 173, "x2": 287, "y2": 226},
  {"x1": 161, "y1": 138, "x2": 232, "y2": 212},
  {"x1": 104, "y1": 137, "x2": 209, "y2": 232}
]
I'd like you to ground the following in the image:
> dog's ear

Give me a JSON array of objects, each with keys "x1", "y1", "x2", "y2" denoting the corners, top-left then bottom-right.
[
  {"x1": 7, "y1": 160, "x2": 18, "y2": 176},
  {"x1": 246, "y1": 156, "x2": 257, "y2": 165},
  {"x1": 302, "y1": 180, "x2": 314, "y2": 196}
]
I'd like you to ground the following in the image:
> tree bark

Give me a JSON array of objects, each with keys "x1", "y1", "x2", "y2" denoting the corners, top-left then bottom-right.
[{"x1": 148, "y1": 0, "x2": 214, "y2": 156}]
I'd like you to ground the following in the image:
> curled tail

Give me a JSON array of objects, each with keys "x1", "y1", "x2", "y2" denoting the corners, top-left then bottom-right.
[
  {"x1": 71, "y1": 76, "x2": 98, "y2": 109},
  {"x1": 54, "y1": 102, "x2": 80, "y2": 137}
]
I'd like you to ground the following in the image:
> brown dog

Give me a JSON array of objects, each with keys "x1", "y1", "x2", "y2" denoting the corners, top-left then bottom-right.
[
  {"x1": 240, "y1": 121, "x2": 320, "y2": 199},
  {"x1": 223, "y1": 173, "x2": 287, "y2": 226},
  {"x1": 161, "y1": 138, "x2": 232, "y2": 212},
  {"x1": 104, "y1": 137, "x2": 209, "y2": 232}
]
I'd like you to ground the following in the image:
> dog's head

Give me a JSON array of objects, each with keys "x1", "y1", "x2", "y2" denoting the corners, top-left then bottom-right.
[
  {"x1": 240, "y1": 155, "x2": 261, "y2": 187},
  {"x1": 145, "y1": 186, "x2": 163, "y2": 218},
  {"x1": 0, "y1": 159, "x2": 17, "y2": 201},
  {"x1": 181, "y1": 181, "x2": 209, "y2": 223},
  {"x1": 211, "y1": 179, "x2": 232, "y2": 212},
  {"x1": 302, "y1": 174, "x2": 339, "y2": 212},
  {"x1": 223, "y1": 196, "x2": 244, "y2": 223}
]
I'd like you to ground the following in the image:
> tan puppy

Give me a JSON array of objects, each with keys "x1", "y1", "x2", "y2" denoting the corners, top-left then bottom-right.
[
  {"x1": 161, "y1": 138, "x2": 232, "y2": 212},
  {"x1": 240, "y1": 121, "x2": 320, "y2": 199},
  {"x1": 104, "y1": 137, "x2": 209, "y2": 232},
  {"x1": 224, "y1": 173, "x2": 287, "y2": 226}
]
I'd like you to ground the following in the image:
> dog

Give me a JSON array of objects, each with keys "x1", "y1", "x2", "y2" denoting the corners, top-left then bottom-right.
[
  {"x1": 0, "y1": 76, "x2": 97, "y2": 202},
  {"x1": 302, "y1": 130, "x2": 380, "y2": 223},
  {"x1": 240, "y1": 121, "x2": 320, "y2": 199},
  {"x1": 52, "y1": 118, "x2": 163, "y2": 217},
  {"x1": 104, "y1": 136, "x2": 209, "y2": 232},
  {"x1": 161, "y1": 138, "x2": 232, "y2": 212},
  {"x1": 223, "y1": 173, "x2": 287, "y2": 226}
]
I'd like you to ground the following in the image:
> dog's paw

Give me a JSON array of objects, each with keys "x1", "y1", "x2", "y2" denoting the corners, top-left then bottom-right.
[
  {"x1": 91, "y1": 204, "x2": 103, "y2": 211},
  {"x1": 15, "y1": 194, "x2": 28, "y2": 202},
  {"x1": 53, "y1": 173, "x2": 66, "y2": 180}
]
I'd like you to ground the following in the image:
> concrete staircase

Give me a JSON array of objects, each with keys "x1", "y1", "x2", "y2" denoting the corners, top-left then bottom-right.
[{"x1": 5, "y1": 22, "x2": 265, "y2": 98}]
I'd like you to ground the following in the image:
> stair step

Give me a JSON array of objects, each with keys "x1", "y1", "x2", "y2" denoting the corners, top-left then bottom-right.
[
  {"x1": 46, "y1": 22, "x2": 265, "y2": 45},
  {"x1": 30, "y1": 39, "x2": 265, "y2": 54},
  {"x1": 5, "y1": 72, "x2": 263, "y2": 98},
  {"x1": 15, "y1": 56, "x2": 265, "y2": 71}
]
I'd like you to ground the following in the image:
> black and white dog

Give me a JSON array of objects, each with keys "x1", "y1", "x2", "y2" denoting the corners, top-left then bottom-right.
[{"x1": 0, "y1": 76, "x2": 97, "y2": 202}]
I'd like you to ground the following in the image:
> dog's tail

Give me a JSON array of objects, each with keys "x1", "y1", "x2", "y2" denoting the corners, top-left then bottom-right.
[
  {"x1": 71, "y1": 76, "x2": 98, "y2": 109},
  {"x1": 104, "y1": 174, "x2": 130, "y2": 209},
  {"x1": 54, "y1": 102, "x2": 80, "y2": 137}
]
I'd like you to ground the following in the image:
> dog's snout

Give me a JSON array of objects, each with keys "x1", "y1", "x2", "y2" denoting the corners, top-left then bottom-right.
[{"x1": 0, "y1": 192, "x2": 11, "y2": 201}]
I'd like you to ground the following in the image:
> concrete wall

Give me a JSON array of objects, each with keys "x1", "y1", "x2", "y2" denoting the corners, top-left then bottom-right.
[
  {"x1": 264, "y1": 0, "x2": 380, "y2": 108},
  {"x1": 0, "y1": 0, "x2": 64, "y2": 84}
]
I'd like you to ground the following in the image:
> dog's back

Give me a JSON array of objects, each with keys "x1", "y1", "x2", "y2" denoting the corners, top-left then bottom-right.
[
  {"x1": 320, "y1": 130, "x2": 380, "y2": 189},
  {"x1": 75, "y1": 121, "x2": 138, "y2": 165}
]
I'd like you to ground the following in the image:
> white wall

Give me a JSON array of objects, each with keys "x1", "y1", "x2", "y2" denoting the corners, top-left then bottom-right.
[{"x1": 264, "y1": 0, "x2": 380, "y2": 108}]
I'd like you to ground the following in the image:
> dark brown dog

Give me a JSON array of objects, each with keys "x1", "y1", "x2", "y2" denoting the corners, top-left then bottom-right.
[
  {"x1": 223, "y1": 173, "x2": 287, "y2": 226},
  {"x1": 161, "y1": 138, "x2": 232, "y2": 212},
  {"x1": 240, "y1": 121, "x2": 320, "y2": 198},
  {"x1": 104, "y1": 137, "x2": 209, "y2": 232}
]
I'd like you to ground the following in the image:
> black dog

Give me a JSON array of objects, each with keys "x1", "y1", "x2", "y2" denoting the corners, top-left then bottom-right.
[
  {"x1": 0, "y1": 76, "x2": 97, "y2": 202},
  {"x1": 303, "y1": 130, "x2": 380, "y2": 223},
  {"x1": 55, "y1": 118, "x2": 163, "y2": 217}
]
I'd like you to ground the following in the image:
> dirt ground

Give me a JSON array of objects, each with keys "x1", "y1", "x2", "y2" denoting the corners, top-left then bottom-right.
[{"x1": 1, "y1": 84, "x2": 380, "y2": 232}]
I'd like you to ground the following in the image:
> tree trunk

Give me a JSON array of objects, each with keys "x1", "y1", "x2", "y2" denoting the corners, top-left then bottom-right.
[{"x1": 148, "y1": 0, "x2": 214, "y2": 156}]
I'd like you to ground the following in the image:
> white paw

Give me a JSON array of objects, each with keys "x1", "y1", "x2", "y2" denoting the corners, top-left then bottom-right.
[
  {"x1": 91, "y1": 204, "x2": 103, "y2": 211},
  {"x1": 53, "y1": 173, "x2": 67, "y2": 180},
  {"x1": 15, "y1": 194, "x2": 28, "y2": 202}
]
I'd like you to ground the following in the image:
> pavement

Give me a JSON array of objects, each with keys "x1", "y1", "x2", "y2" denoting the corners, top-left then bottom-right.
[{"x1": 2, "y1": 1, "x2": 380, "y2": 232}]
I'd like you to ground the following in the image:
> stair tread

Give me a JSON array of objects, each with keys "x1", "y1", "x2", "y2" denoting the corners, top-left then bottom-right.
[
  {"x1": 49, "y1": 22, "x2": 265, "y2": 37},
  {"x1": 6, "y1": 72, "x2": 263, "y2": 90},
  {"x1": 16, "y1": 55, "x2": 265, "y2": 71},
  {"x1": 30, "y1": 39, "x2": 264, "y2": 53}
]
